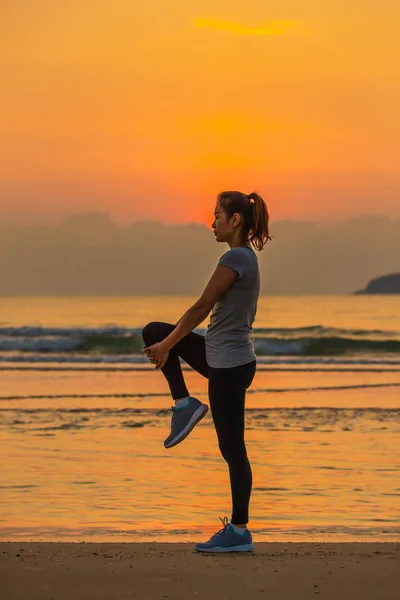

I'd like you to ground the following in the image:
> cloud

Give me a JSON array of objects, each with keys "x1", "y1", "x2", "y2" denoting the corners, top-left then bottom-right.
[{"x1": 194, "y1": 18, "x2": 300, "y2": 36}]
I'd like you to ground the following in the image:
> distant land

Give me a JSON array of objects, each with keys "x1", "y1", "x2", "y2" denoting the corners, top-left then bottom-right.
[{"x1": 354, "y1": 273, "x2": 400, "y2": 295}]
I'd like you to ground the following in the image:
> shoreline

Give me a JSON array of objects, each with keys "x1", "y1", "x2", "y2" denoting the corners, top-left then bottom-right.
[
  {"x1": 2, "y1": 542, "x2": 399, "y2": 600},
  {"x1": 1, "y1": 533, "x2": 400, "y2": 544}
]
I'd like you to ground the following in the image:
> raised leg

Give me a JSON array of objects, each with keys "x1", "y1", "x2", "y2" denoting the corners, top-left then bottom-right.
[{"x1": 141, "y1": 321, "x2": 209, "y2": 399}]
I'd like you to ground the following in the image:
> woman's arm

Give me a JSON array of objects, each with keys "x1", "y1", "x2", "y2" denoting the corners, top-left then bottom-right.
[
  {"x1": 160, "y1": 264, "x2": 238, "y2": 352},
  {"x1": 165, "y1": 303, "x2": 210, "y2": 351},
  {"x1": 173, "y1": 312, "x2": 186, "y2": 327}
]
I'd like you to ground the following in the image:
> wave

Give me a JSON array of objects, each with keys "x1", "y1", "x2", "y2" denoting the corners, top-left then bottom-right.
[
  {"x1": 1, "y1": 406, "x2": 399, "y2": 435},
  {"x1": 1, "y1": 355, "x2": 400, "y2": 371},
  {"x1": 253, "y1": 336, "x2": 400, "y2": 356},
  {"x1": 0, "y1": 325, "x2": 399, "y2": 360},
  {"x1": 1, "y1": 381, "x2": 400, "y2": 402}
]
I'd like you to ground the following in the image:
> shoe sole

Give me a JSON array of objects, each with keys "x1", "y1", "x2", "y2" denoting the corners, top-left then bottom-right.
[
  {"x1": 164, "y1": 404, "x2": 208, "y2": 448},
  {"x1": 195, "y1": 543, "x2": 255, "y2": 553}
]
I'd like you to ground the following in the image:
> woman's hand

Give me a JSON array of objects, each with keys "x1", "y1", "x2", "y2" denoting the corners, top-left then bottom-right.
[{"x1": 142, "y1": 341, "x2": 170, "y2": 370}]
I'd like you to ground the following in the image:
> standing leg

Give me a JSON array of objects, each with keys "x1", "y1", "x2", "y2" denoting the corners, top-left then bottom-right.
[
  {"x1": 141, "y1": 321, "x2": 209, "y2": 399},
  {"x1": 208, "y1": 360, "x2": 256, "y2": 525}
]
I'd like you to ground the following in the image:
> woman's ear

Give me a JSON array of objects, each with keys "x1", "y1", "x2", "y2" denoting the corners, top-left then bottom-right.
[{"x1": 232, "y1": 212, "x2": 240, "y2": 227}]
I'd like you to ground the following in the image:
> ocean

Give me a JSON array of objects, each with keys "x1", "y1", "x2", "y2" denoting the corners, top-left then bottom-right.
[{"x1": 0, "y1": 295, "x2": 399, "y2": 542}]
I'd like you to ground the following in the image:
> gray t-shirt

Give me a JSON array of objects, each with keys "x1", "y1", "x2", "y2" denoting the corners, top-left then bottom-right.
[{"x1": 205, "y1": 246, "x2": 260, "y2": 368}]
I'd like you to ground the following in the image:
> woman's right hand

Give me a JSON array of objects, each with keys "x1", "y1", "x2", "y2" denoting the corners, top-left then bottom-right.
[{"x1": 142, "y1": 342, "x2": 170, "y2": 369}]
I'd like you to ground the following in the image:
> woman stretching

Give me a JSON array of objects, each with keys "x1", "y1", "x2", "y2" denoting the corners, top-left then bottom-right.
[{"x1": 141, "y1": 190, "x2": 271, "y2": 553}]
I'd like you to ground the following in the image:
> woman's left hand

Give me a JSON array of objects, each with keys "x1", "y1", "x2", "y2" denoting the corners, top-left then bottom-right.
[{"x1": 142, "y1": 341, "x2": 170, "y2": 370}]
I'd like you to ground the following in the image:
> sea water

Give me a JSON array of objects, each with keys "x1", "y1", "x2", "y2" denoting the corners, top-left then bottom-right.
[{"x1": 0, "y1": 295, "x2": 399, "y2": 542}]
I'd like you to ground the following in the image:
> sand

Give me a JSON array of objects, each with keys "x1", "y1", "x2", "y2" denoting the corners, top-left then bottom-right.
[{"x1": 1, "y1": 542, "x2": 399, "y2": 600}]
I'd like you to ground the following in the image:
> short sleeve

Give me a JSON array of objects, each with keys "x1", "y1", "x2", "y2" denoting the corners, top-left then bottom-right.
[{"x1": 217, "y1": 248, "x2": 249, "y2": 280}]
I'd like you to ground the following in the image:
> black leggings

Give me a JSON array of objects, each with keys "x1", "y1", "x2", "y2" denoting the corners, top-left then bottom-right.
[{"x1": 141, "y1": 321, "x2": 256, "y2": 525}]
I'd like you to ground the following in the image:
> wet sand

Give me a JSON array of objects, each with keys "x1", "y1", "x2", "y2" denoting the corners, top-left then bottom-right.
[{"x1": 1, "y1": 542, "x2": 399, "y2": 600}]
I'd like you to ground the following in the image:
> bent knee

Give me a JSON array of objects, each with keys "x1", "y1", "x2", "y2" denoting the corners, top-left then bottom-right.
[
  {"x1": 141, "y1": 321, "x2": 173, "y2": 344},
  {"x1": 141, "y1": 321, "x2": 159, "y2": 343}
]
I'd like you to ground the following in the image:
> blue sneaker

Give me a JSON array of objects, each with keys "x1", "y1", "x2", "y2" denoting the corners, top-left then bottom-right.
[
  {"x1": 162, "y1": 397, "x2": 208, "y2": 449},
  {"x1": 195, "y1": 516, "x2": 255, "y2": 553}
]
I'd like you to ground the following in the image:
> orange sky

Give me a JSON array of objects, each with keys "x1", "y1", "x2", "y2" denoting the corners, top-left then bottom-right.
[{"x1": 1, "y1": 1, "x2": 399, "y2": 225}]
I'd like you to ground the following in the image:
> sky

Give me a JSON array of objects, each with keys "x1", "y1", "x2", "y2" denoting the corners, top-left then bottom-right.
[{"x1": 1, "y1": 1, "x2": 399, "y2": 226}]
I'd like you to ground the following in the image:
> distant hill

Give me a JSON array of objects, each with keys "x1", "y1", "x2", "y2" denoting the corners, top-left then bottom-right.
[{"x1": 354, "y1": 273, "x2": 400, "y2": 295}]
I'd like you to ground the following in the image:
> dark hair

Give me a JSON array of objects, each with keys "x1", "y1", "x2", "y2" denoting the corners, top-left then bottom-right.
[{"x1": 217, "y1": 190, "x2": 272, "y2": 251}]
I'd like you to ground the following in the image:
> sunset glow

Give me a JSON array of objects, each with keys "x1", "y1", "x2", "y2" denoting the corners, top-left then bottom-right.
[{"x1": 1, "y1": 1, "x2": 399, "y2": 225}]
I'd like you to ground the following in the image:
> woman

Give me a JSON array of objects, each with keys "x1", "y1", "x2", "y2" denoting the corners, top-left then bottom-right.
[{"x1": 141, "y1": 190, "x2": 271, "y2": 553}]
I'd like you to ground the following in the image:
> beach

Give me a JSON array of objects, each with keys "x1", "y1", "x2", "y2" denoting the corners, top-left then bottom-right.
[
  {"x1": 1, "y1": 541, "x2": 399, "y2": 600},
  {"x1": 1, "y1": 295, "x2": 399, "y2": 599}
]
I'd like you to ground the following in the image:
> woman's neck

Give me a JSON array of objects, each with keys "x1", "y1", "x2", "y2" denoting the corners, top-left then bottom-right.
[{"x1": 229, "y1": 239, "x2": 250, "y2": 249}]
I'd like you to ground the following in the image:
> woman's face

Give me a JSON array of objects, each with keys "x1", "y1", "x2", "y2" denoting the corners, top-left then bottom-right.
[{"x1": 212, "y1": 201, "x2": 234, "y2": 242}]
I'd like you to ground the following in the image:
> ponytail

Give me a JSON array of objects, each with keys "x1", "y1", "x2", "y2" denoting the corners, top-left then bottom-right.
[
  {"x1": 217, "y1": 190, "x2": 273, "y2": 251},
  {"x1": 247, "y1": 192, "x2": 272, "y2": 251}
]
